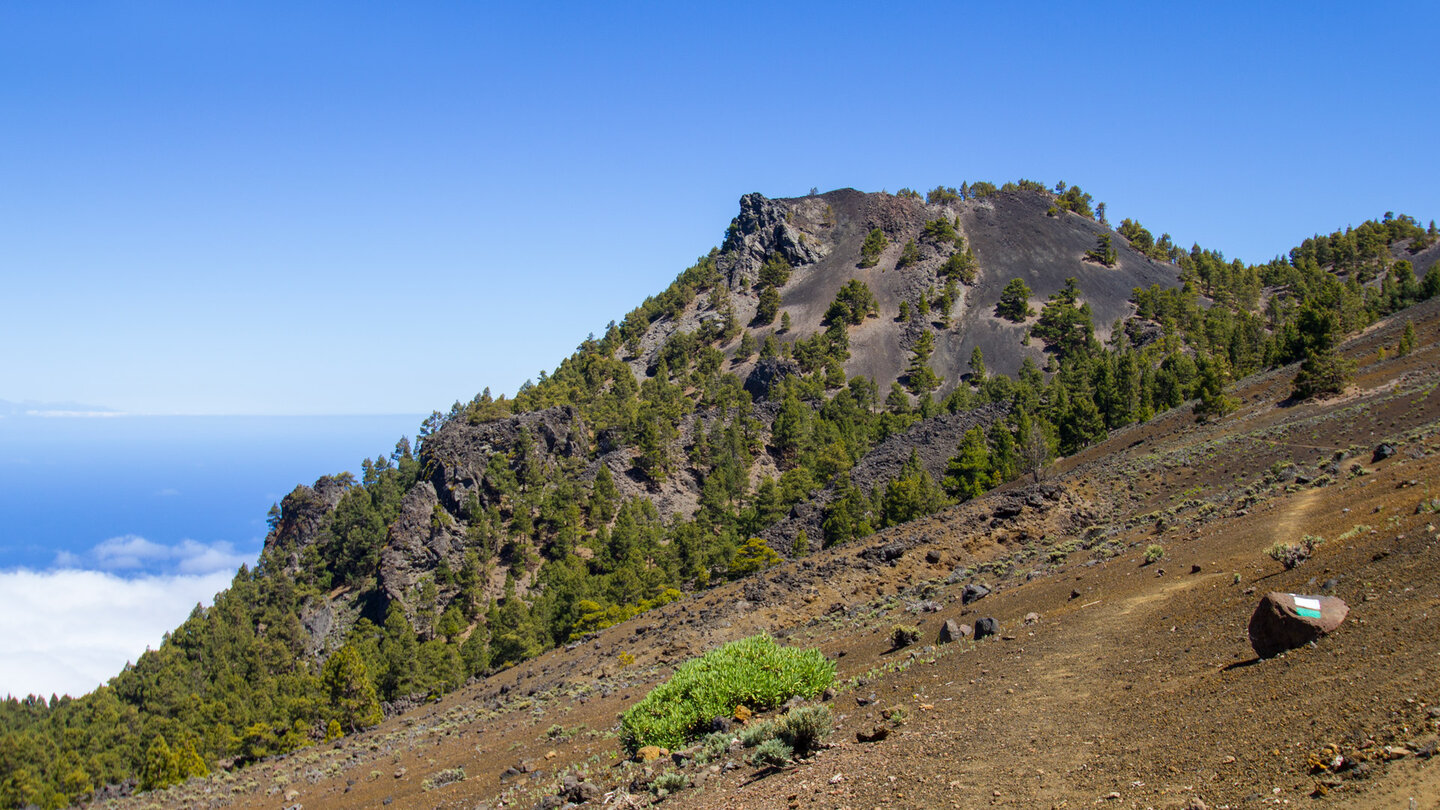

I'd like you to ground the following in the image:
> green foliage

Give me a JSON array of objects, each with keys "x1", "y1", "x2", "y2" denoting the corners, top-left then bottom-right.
[
  {"x1": 777, "y1": 704, "x2": 832, "y2": 757},
  {"x1": 926, "y1": 186, "x2": 961, "y2": 204},
  {"x1": 652, "y1": 769, "x2": 689, "y2": 796},
  {"x1": 942, "y1": 426, "x2": 991, "y2": 500},
  {"x1": 824, "y1": 279, "x2": 878, "y2": 326},
  {"x1": 738, "y1": 719, "x2": 778, "y2": 747},
  {"x1": 1399, "y1": 320, "x2": 1416, "y2": 355},
  {"x1": 619, "y1": 634, "x2": 834, "y2": 752},
  {"x1": 1085, "y1": 233, "x2": 1117, "y2": 267},
  {"x1": 747, "y1": 738, "x2": 793, "y2": 768},
  {"x1": 1292, "y1": 348, "x2": 1353, "y2": 400},
  {"x1": 754, "y1": 285, "x2": 781, "y2": 326},
  {"x1": 996, "y1": 278, "x2": 1033, "y2": 321},
  {"x1": 896, "y1": 239, "x2": 922, "y2": 269},
  {"x1": 890, "y1": 624, "x2": 921, "y2": 648},
  {"x1": 858, "y1": 228, "x2": 888, "y2": 267},
  {"x1": 1268, "y1": 535, "x2": 1324, "y2": 569},
  {"x1": 1143, "y1": 545, "x2": 1165, "y2": 565},
  {"x1": 757, "y1": 251, "x2": 792, "y2": 289},
  {"x1": 728, "y1": 537, "x2": 782, "y2": 578},
  {"x1": 322, "y1": 643, "x2": 383, "y2": 733},
  {"x1": 903, "y1": 330, "x2": 942, "y2": 396}
]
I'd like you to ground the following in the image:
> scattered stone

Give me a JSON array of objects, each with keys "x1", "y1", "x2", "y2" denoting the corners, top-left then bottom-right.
[
  {"x1": 938, "y1": 619, "x2": 969, "y2": 644},
  {"x1": 856, "y1": 692, "x2": 878, "y2": 706},
  {"x1": 1181, "y1": 798, "x2": 1208, "y2": 810},
  {"x1": 961, "y1": 584, "x2": 991, "y2": 605},
  {"x1": 636, "y1": 745, "x2": 669, "y2": 763},
  {"x1": 1070, "y1": 589, "x2": 1082, "y2": 600},
  {"x1": 1190, "y1": 564, "x2": 1203, "y2": 574},
  {"x1": 974, "y1": 617, "x2": 999, "y2": 640},
  {"x1": 856, "y1": 726, "x2": 889, "y2": 743},
  {"x1": 1373, "y1": 443, "x2": 1396, "y2": 462},
  {"x1": 708, "y1": 716, "x2": 732, "y2": 733},
  {"x1": 1023, "y1": 612, "x2": 1041, "y2": 625},
  {"x1": 925, "y1": 549, "x2": 942, "y2": 565},
  {"x1": 733, "y1": 705, "x2": 752, "y2": 722},
  {"x1": 1104, "y1": 791, "x2": 1121, "y2": 800},
  {"x1": 1248, "y1": 592, "x2": 1350, "y2": 658},
  {"x1": 821, "y1": 688, "x2": 836, "y2": 702}
]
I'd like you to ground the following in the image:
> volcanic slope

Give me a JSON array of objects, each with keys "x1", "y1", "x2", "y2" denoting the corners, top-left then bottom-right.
[{"x1": 122, "y1": 273, "x2": 1440, "y2": 809}]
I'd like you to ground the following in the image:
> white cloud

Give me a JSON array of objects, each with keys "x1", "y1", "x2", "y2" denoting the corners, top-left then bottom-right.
[
  {"x1": 0, "y1": 568, "x2": 236, "y2": 699},
  {"x1": 75, "y1": 534, "x2": 253, "y2": 575}
]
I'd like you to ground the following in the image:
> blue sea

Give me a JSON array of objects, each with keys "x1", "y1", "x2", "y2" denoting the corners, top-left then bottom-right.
[{"x1": 0, "y1": 414, "x2": 425, "y2": 573}]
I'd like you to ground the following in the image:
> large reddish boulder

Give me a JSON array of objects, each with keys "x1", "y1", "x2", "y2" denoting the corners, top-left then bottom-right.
[{"x1": 1248, "y1": 592, "x2": 1349, "y2": 658}]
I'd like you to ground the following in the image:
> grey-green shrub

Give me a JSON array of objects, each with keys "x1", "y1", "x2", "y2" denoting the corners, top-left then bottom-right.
[
  {"x1": 620, "y1": 634, "x2": 834, "y2": 752},
  {"x1": 747, "y1": 738, "x2": 793, "y2": 768},
  {"x1": 738, "y1": 720, "x2": 777, "y2": 748},
  {"x1": 694, "y1": 731, "x2": 732, "y2": 764},
  {"x1": 651, "y1": 769, "x2": 688, "y2": 797},
  {"x1": 777, "y1": 704, "x2": 832, "y2": 757}
]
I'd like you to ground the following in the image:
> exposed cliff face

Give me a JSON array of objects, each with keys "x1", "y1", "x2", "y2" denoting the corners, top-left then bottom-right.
[
  {"x1": 717, "y1": 192, "x2": 829, "y2": 287},
  {"x1": 419, "y1": 406, "x2": 590, "y2": 517}
]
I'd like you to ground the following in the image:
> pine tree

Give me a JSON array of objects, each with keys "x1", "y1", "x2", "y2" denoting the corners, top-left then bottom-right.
[
  {"x1": 968, "y1": 346, "x2": 986, "y2": 384},
  {"x1": 1399, "y1": 319, "x2": 1416, "y2": 355},
  {"x1": 141, "y1": 734, "x2": 181, "y2": 791},
  {"x1": 996, "y1": 278, "x2": 1034, "y2": 321},
  {"x1": 904, "y1": 330, "x2": 943, "y2": 396},
  {"x1": 942, "y1": 427, "x2": 992, "y2": 500}
]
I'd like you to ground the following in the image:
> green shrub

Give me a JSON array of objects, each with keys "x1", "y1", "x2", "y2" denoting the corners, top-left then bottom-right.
[
  {"x1": 1268, "y1": 534, "x2": 1324, "y2": 569},
  {"x1": 859, "y1": 228, "x2": 888, "y2": 267},
  {"x1": 694, "y1": 730, "x2": 733, "y2": 764},
  {"x1": 651, "y1": 769, "x2": 688, "y2": 797},
  {"x1": 890, "y1": 624, "x2": 921, "y2": 648},
  {"x1": 1142, "y1": 544, "x2": 1165, "y2": 565},
  {"x1": 747, "y1": 738, "x2": 793, "y2": 768},
  {"x1": 738, "y1": 720, "x2": 777, "y2": 748},
  {"x1": 619, "y1": 634, "x2": 835, "y2": 752},
  {"x1": 777, "y1": 704, "x2": 832, "y2": 757}
]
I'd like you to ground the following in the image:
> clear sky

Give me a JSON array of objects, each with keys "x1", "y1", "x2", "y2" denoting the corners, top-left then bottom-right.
[{"x1": 4, "y1": 1, "x2": 1438, "y2": 415}]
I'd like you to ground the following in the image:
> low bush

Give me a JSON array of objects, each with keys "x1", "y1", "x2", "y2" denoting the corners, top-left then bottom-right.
[
  {"x1": 747, "y1": 738, "x2": 793, "y2": 769},
  {"x1": 777, "y1": 704, "x2": 832, "y2": 757},
  {"x1": 619, "y1": 634, "x2": 835, "y2": 752},
  {"x1": 890, "y1": 624, "x2": 922, "y2": 648},
  {"x1": 738, "y1": 720, "x2": 777, "y2": 748}
]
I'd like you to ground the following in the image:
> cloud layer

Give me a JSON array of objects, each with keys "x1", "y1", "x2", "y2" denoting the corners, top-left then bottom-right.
[{"x1": 1, "y1": 536, "x2": 254, "y2": 698}]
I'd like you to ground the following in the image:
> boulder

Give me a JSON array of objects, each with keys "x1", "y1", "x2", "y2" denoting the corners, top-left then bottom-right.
[
  {"x1": 635, "y1": 745, "x2": 669, "y2": 763},
  {"x1": 1247, "y1": 592, "x2": 1349, "y2": 658},
  {"x1": 1373, "y1": 443, "x2": 1396, "y2": 463},
  {"x1": 974, "y1": 617, "x2": 999, "y2": 640},
  {"x1": 961, "y1": 583, "x2": 991, "y2": 605},
  {"x1": 937, "y1": 619, "x2": 970, "y2": 644}
]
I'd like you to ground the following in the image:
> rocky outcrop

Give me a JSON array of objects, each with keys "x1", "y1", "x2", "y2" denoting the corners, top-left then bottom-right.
[
  {"x1": 265, "y1": 475, "x2": 349, "y2": 573},
  {"x1": 718, "y1": 193, "x2": 828, "y2": 287},
  {"x1": 744, "y1": 357, "x2": 801, "y2": 401},
  {"x1": 379, "y1": 481, "x2": 467, "y2": 631},
  {"x1": 420, "y1": 406, "x2": 589, "y2": 516}
]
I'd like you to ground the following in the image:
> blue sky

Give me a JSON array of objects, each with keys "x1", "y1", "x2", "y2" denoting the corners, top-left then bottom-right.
[{"x1": 3, "y1": 2, "x2": 1438, "y2": 415}]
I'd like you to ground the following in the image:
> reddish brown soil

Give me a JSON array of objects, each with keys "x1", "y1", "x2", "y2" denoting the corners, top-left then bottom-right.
[{"x1": 115, "y1": 301, "x2": 1440, "y2": 810}]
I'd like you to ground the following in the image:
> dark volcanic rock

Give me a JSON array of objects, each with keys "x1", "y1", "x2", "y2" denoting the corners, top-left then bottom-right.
[
  {"x1": 719, "y1": 192, "x2": 828, "y2": 286},
  {"x1": 974, "y1": 617, "x2": 999, "y2": 640},
  {"x1": 1373, "y1": 443, "x2": 1396, "y2": 463},
  {"x1": 744, "y1": 358, "x2": 801, "y2": 401},
  {"x1": 937, "y1": 619, "x2": 969, "y2": 644},
  {"x1": 1247, "y1": 592, "x2": 1349, "y2": 658},
  {"x1": 961, "y1": 583, "x2": 991, "y2": 605}
]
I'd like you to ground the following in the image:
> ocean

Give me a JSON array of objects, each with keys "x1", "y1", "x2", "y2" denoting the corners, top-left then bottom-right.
[{"x1": 0, "y1": 414, "x2": 425, "y2": 573}]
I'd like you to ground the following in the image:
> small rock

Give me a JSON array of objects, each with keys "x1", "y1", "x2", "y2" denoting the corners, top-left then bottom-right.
[
  {"x1": 1070, "y1": 589, "x2": 1082, "y2": 600},
  {"x1": 1104, "y1": 791, "x2": 1121, "y2": 800},
  {"x1": 974, "y1": 617, "x2": 999, "y2": 640},
  {"x1": 708, "y1": 716, "x2": 732, "y2": 732},
  {"x1": 1248, "y1": 592, "x2": 1349, "y2": 658},
  {"x1": 1372, "y1": 443, "x2": 1396, "y2": 462},
  {"x1": 1190, "y1": 564, "x2": 1203, "y2": 574},
  {"x1": 961, "y1": 584, "x2": 991, "y2": 605},
  {"x1": 925, "y1": 549, "x2": 942, "y2": 564},
  {"x1": 1181, "y1": 798, "x2": 1208, "y2": 810},
  {"x1": 821, "y1": 688, "x2": 836, "y2": 702},
  {"x1": 636, "y1": 745, "x2": 669, "y2": 763},
  {"x1": 856, "y1": 726, "x2": 889, "y2": 743},
  {"x1": 856, "y1": 692, "x2": 877, "y2": 706},
  {"x1": 733, "y1": 705, "x2": 752, "y2": 722},
  {"x1": 1023, "y1": 612, "x2": 1041, "y2": 625}
]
